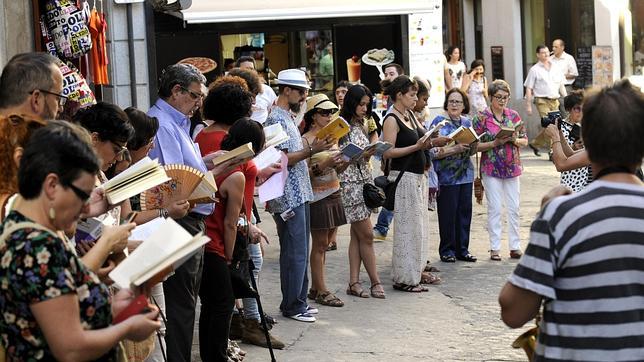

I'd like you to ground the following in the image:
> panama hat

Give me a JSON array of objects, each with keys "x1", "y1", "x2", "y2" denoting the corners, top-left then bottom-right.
[
  {"x1": 306, "y1": 94, "x2": 338, "y2": 113},
  {"x1": 276, "y1": 69, "x2": 311, "y2": 89}
]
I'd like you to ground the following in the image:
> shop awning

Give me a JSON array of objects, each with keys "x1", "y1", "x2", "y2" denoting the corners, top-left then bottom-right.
[{"x1": 177, "y1": 0, "x2": 441, "y2": 24}]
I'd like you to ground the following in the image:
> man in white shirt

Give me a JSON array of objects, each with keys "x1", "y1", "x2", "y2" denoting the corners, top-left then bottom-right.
[
  {"x1": 550, "y1": 39, "x2": 578, "y2": 115},
  {"x1": 524, "y1": 45, "x2": 566, "y2": 156},
  {"x1": 237, "y1": 56, "x2": 277, "y2": 124}
]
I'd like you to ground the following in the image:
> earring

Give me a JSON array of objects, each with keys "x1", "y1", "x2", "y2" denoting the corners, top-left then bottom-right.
[{"x1": 48, "y1": 205, "x2": 56, "y2": 221}]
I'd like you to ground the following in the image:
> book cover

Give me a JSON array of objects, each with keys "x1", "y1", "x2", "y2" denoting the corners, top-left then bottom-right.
[
  {"x1": 211, "y1": 142, "x2": 255, "y2": 167},
  {"x1": 340, "y1": 143, "x2": 364, "y2": 161},
  {"x1": 448, "y1": 126, "x2": 481, "y2": 144},
  {"x1": 263, "y1": 124, "x2": 290, "y2": 149},
  {"x1": 316, "y1": 117, "x2": 350, "y2": 140},
  {"x1": 101, "y1": 157, "x2": 170, "y2": 205},
  {"x1": 495, "y1": 126, "x2": 516, "y2": 139}
]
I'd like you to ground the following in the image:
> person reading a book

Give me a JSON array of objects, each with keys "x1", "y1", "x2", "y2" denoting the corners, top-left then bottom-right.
[
  {"x1": 0, "y1": 122, "x2": 161, "y2": 361},
  {"x1": 472, "y1": 79, "x2": 528, "y2": 261},
  {"x1": 381, "y1": 76, "x2": 450, "y2": 292},
  {"x1": 430, "y1": 88, "x2": 478, "y2": 263},
  {"x1": 336, "y1": 84, "x2": 387, "y2": 299},
  {"x1": 301, "y1": 94, "x2": 348, "y2": 307}
]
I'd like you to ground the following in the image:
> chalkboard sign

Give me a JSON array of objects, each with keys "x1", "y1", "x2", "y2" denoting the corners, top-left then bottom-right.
[
  {"x1": 490, "y1": 46, "x2": 504, "y2": 81},
  {"x1": 573, "y1": 47, "x2": 592, "y2": 89}
]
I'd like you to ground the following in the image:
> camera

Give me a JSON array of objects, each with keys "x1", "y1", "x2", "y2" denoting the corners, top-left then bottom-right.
[{"x1": 540, "y1": 111, "x2": 562, "y2": 128}]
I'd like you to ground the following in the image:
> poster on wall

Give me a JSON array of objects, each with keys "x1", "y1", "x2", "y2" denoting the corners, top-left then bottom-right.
[
  {"x1": 408, "y1": 2, "x2": 444, "y2": 108},
  {"x1": 591, "y1": 46, "x2": 613, "y2": 88}
]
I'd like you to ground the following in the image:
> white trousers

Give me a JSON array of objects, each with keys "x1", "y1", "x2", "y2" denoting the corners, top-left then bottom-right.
[{"x1": 482, "y1": 174, "x2": 521, "y2": 252}]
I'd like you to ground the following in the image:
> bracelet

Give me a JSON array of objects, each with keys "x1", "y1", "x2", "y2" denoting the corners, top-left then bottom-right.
[
  {"x1": 551, "y1": 140, "x2": 562, "y2": 146},
  {"x1": 308, "y1": 145, "x2": 313, "y2": 158}
]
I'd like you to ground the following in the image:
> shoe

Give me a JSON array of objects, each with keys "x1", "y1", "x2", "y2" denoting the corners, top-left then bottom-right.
[
  {"x1": 370, "y1": 282, "x2": 386, "y2": 299},
  {"x1": 346, "y1": 281, "x2": 370, "y2": 298},
  {"x1": 326, "y1": 242, "x2": 337, "y2": 251},
  {"x1": 229, "y1": 313, "x2": 244, "y2": 340},
  {"x1": 456, "y1": 253, "x2": 477, "y2": 262},
  {"x1": 307, "y1": 288, "x2": 318, "y2": 300},
  {"x1": 287, "y1": 312, "x2": 316, "y2": 323},
  {"x1": 440, "y1": 255, "x2": 456, "y2": 263},
  {"x1": 490, "y1": 250, "x2": 501, "y2": 261},
  {"x1": 241, "y1": 318, "x2": 286, "y2": 349},
  {"x1": 528, "y1": 144, "x2": 541, "y2": 157},
  {"x1": 510, "y1": 250, "x2": 523, "y2": 259},
  {"x1": 306, "y1": 305, "x2": 319, "y2": 315},
  {"x1": 373, "y1": 230, "x2": 387, "y2": 241},
  {"x1": 315, "y1": 291, "x2": 345, "y2": 306},
  {"x1": 393, "y1": 283, "x2": 428, "y2": 292}
]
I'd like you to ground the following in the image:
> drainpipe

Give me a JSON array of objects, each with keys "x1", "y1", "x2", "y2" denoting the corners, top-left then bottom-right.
[{"x1": 126, "y1": 3, "x2": 137, "y2": 107}]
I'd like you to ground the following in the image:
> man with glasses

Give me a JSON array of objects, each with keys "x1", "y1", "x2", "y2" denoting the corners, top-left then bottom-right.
[
  {"x1": 0, "y1": 52, "x2": 66, "y2": 120},
  {"x1": 147, "y1": 63, "x2": 211, "y2": 362}
]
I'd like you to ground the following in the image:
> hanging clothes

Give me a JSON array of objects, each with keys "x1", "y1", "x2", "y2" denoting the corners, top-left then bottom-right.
[{"x1": 89, "y1": 8, "x2": 109, "y2": 85}]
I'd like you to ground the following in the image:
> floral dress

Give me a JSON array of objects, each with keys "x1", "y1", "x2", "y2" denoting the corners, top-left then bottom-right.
[
  {"x1": 0, "y1": 211, "x2": 115, "y2": 361},
  {"x1": 338, "y1": 123, "x2": 374, "y2": 224}
]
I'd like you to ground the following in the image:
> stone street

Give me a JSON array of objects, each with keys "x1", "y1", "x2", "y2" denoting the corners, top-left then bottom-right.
[{"x1": 192, "y1": 150, "x2": 560, "y2": 361}]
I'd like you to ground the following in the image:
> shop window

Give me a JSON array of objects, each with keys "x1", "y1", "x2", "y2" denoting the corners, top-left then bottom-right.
[{"x1": 632, "y1": 0, "x2": 644, "y2": 75}]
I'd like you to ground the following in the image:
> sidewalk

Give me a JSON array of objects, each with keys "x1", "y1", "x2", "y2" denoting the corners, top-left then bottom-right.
[{"x1": 192, "y1": 150, "x2": 558, "y2": 361}]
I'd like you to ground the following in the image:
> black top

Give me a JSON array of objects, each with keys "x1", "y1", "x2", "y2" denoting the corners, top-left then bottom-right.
[{"x1": 387, "y1": 112, "x2": 426, "y2": 174}]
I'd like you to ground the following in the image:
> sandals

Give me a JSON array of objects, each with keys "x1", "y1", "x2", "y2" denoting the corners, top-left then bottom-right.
[
  {"x1": 316, "y1": 291, "x2": 344, "y2": 307},
  {"x1": 346, "y1": 282, "x2": 369, "y2": 298},
  {"x1": 307, "y1": 288, "x2": 318, "y2": 300},
  {"x1": 420, "y1": 272, "x2": 441, "y2": 285},
  {"x1": 490, "y1": 251, "x2": 502, "y2": 261},
  {"x1": 424, "y1": 261, "x2": 441, "y2": 273},
  {"x1": 326, "y1": 241, "x2": 337, "y2": 251},
  {"x1": 510, "y1": 250, "x2": 523, "y2": 259},
  {"x1": 440, "y1": 255, "x2": 456, "y2": 263},
  {"x1": 370, "y1": 282, "x2": 386, "y2": 299},
  {"x1": 393, "y1": 283, "x2": 428, "y2": 292},
  {"x1": 456, "y1": 253, "x2": 477, "y2": 262}
]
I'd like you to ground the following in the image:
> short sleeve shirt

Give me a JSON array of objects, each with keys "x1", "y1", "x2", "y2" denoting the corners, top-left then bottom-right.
[
  {"x1": 523, "y1": 62, "x2": 564, "y2": 99},
  {"x1": 472, "y1": 108, "x2": 525, "y2": 179},
  {"x1": 0, "y1": 211, "x2": 114, "y2": 361},
  {"x1": 430, "y1": 115, "x2": 474, "y2": 185},
  {"x1": 263, "y1": 106, "x2": 313, "y2": 214}
]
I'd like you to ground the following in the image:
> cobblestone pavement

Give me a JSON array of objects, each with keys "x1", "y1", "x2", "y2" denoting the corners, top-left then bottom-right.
[{"x1": 191, "y1": 150, "x2": 559, "y2": 361}]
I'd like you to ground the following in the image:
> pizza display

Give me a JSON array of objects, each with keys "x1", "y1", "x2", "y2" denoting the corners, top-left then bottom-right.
[{"x1": 177, "y1": 57, "x2": 218, "y2": 74}]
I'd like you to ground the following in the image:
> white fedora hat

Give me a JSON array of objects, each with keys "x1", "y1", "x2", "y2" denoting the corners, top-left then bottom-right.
[{"x1": 276, "y1": 69, "x2": 311, "y2": 89}]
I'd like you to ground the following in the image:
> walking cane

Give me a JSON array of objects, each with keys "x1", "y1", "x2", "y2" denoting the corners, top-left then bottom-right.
[{"x1": 247, "y1": 259, "x2": 277, "y2": 362}]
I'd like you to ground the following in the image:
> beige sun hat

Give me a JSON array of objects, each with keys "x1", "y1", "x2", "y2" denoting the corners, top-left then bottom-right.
[{"x1": 306, "y1": 94, "x2": 338, "y2": 114}]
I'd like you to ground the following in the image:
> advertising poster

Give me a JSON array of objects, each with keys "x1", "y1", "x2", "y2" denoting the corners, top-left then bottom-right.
[
  {"x1": 592, "y1": 46, "x2": 613, "y2": 88},
  {"x1": 408, "y1": 2, "x2": 444, "y2": 108}
]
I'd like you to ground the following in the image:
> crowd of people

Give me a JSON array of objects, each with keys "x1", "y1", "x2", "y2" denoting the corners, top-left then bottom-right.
[{"x1": 0, "y1": 44, "x2": 642, "y2": 362}]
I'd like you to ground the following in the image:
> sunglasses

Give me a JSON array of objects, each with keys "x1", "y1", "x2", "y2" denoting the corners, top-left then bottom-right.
[
  {"x1": 493, "y1": 95, "x2": 509, "y2": 101},
  {"x1": 30, "y1": 89, "x2": 68, "y2": 107},
  {"x1": 65, "y1": 182, "x2": 91, "y2": 204},
  {"x1": 317, "y1": 109, "x2": 334, "y2": 116},
  {"x1": 110, "y1": 141, "x2": 129, "y2": 161},
  {"x1": 180, "y1": 86, "x2": 204, "y2": 100}
]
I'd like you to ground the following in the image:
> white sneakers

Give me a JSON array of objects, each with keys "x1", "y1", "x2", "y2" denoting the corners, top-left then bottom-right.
[{"x1": 287, "y1": 306, "x2": 318, "y2": 323}]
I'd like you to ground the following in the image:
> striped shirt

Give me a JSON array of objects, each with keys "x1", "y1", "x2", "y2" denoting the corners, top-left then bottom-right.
[{"x1": 509, "y1": 180, "x2": 644, "y2": 362}]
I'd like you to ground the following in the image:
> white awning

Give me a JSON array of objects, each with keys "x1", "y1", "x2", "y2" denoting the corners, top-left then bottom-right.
[{"x1": 178, "y1": 0, "x2": 441, "y2": 24}]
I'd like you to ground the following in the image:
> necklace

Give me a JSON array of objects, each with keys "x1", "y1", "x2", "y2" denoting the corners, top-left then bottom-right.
[{"x1": 393, "y1": 106, "x2": 409, "y2": 121}]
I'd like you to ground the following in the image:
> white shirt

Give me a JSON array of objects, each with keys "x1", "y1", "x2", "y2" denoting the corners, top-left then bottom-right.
[
  {"x1": 252, "y1": 84, "x2": 277, "y2": 124},
  {"x1": 524, "y1": 61, "x2": 566, "y2": 99},
  {"x1": 549, "y1": 51, "x2": 578, "y2": 86}
]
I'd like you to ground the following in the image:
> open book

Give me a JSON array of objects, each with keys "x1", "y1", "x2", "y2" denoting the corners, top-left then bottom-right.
[
  {"x1": 108, "y1": 217, "x2": 210, "y2": 289},
  {"x1": 101, "y1": 157, "x2": 170, "y2": 205},
  {"x1": 263, "y1": 124, "x2": 290, "y2": 149},
  {"x1": 341, "y1": 141, "x2": 393, "y2": 161},
  {"x1": 448, "y1": 126, "x2": 481, "y2": 144},
  {"x1": 210, "y1": 142, "x2": 255, "y2": 167},
  {"x1": 316, "y1": 116, "x2": 350, "y2": 140},
  {"x1": 494, "y1": 125, "x2": 517, "y2": 139},
  {"x1": 139, "y1": 165, "x2": 218, "y2": 210}
]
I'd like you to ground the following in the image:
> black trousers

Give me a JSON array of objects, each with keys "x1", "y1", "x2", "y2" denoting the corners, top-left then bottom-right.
[
  {"x1": 163, "y1": 213, "x2": 205, "y2": 362},
  {"x1": 199, "y1": 252, "x2": 235, "y2": 362}
]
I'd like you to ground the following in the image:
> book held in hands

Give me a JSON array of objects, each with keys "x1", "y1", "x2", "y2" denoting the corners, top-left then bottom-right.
[
  {"x1": 494, "y1": 126, "x2": 517, "y2": 140},
  {"x1": 448, "y1": 126, "x2": 482, "y2": 145},
  {"x1": 209, "y1": 142, "x2": 255, "y2": 167},
  {"x1": 100, "y1": 157, "x2": 171, "y2": 205},
  {"x1": 316, "y1": 116, "x2": 350, "y2": 140},
  {"x1": 341, "y1": 141, "x2": 393, "y2": 161},
  {"x1": 108, "y1": 217, "x2": 210, "y2": 289},
  {"x1": 263, "y1": 124, "x2": 290, "y2": 149}
]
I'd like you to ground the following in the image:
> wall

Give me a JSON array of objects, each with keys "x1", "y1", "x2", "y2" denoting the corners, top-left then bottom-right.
[
  {"x1": 593, "y1": 0, "x2": 625, "y2": 81},
  {"x1": 105, "y1": 1, "x2": 151, "y2": 111},
  {"x1": 0, "y1": 0, "x2": 35, "y2": 68}
]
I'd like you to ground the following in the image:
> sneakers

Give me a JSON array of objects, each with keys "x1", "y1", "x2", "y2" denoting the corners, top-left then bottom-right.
[
  {"x1": 373, "y1": 230, "x2": 387, "y2": 241},
  {"x1": 287, "y1": 312, "x2": 316, "y2": 323},
  {"x1": 306, "y1": 305, "x2": 319, "y2": 315},
  {"x1": 241, "y1": 318, "x2": 285, "y2": 349}
]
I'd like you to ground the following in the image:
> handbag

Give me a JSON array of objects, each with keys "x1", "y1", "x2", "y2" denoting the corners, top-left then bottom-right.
[
  {"x1": 228, "y1": 214, "x2": 257, "y2": 299},
  {"x1": 474, "y1": 151, "x2": 484, "y2": 204},
  {"x1": 345, "y1": 122, "x2": 387, "y2": 209}
]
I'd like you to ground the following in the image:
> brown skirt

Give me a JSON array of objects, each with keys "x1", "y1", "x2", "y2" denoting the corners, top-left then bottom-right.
[{"x1": 310, "y1": 191, "x2": 347, "y2": 230}]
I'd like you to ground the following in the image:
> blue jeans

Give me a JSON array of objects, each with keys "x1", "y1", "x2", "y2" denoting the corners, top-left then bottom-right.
[
  {"x1": 374, "y1": 208, "x2": 394, "y2": 235},
  {"x1": 437, "y1": 183, "x2": 473, "y2": 258},
  {"x1": 272, "y1": 203, "x2": 310, "y2": 317},
  {"x1": 242, "y1": 242, "x2": 262, "y2": 321}
]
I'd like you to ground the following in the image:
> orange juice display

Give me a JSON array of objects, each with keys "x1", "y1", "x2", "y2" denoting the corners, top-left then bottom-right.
[{"x1": 346, "y1": 55, "x2": 361, "y2": 83}]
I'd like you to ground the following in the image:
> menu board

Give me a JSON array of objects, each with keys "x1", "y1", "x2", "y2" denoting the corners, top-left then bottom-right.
[
  {"x1": 490, "y1": 46, "x2": 504, "y2": 81},
  {"x1": 592, "y1": 46, "x2": 613, "y2": 88},
  {"x1": 408, "y1": 2, "x2": 444, "y2": 108},
  {"x1": 574, "y1": 47, "x2": 592, "y2": 89}
]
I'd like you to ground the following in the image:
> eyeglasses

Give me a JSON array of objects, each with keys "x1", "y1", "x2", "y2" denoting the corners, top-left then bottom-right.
[
  {"x1": 30, "y1": 89, "x2": 68, "y2": 107},
  {"x1": 571, "y1": 105, "x2": 582, "y2": 112},
  {"x1": 448, "y1": 99, "x2": 463, "y2": 105},
  {"x1": 317, "y1": 109, "x2": 334, "y2": 116},
  {"x1": 110, "y1": 141, "x2": 129, "y2": 161},
  {"x1": 493, "y1": 95, "x2": 509, "y2": 101},
  {"x1": 180, "y1": 86, "x2": 204, "y2": 100},
  {"x1": 65, "y1": 183, "x2": 91, "y2": 204}
]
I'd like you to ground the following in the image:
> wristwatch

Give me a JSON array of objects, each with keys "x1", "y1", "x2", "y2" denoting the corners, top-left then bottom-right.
[{"x1": 158, "y1": 208, "x2": 169, "y2": 218}]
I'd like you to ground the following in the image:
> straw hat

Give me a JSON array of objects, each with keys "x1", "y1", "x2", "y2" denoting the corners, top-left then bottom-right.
[{"x1": 306, "y1": 94, "x2": 338, "y2": 114}]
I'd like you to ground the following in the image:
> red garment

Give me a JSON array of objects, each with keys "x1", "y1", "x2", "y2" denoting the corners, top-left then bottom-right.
[
  {"x1": 88, "y1": 9, "x2": 109, "y2": 85},
  {"x1": 195, "y1": 130, "x2": 258, "y2": 257}
]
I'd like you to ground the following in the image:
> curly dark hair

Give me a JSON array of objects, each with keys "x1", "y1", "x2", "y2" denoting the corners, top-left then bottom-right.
[
  {"x1": 203, "y1": 82, "x2": 254, "y2": 125},
  {"x1": 73, "y1": 102, "x2": 134, "y2": 145}
]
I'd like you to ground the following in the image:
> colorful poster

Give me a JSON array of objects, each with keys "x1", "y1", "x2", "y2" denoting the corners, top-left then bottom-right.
[
  {"x1": 592, "y1": 46, "x2": 613, "y2": 88},
  {"x1": 408, "y1": 2, "x2": 444, "y2": 108}
]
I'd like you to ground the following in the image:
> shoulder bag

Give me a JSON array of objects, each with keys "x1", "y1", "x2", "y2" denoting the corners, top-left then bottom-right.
[
  {"x1": 474, "y1": 151, "x2": 484, "y2": 204},
  {"x1": 345, "y1": 123, "x2": 387, "y2": 209}
]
